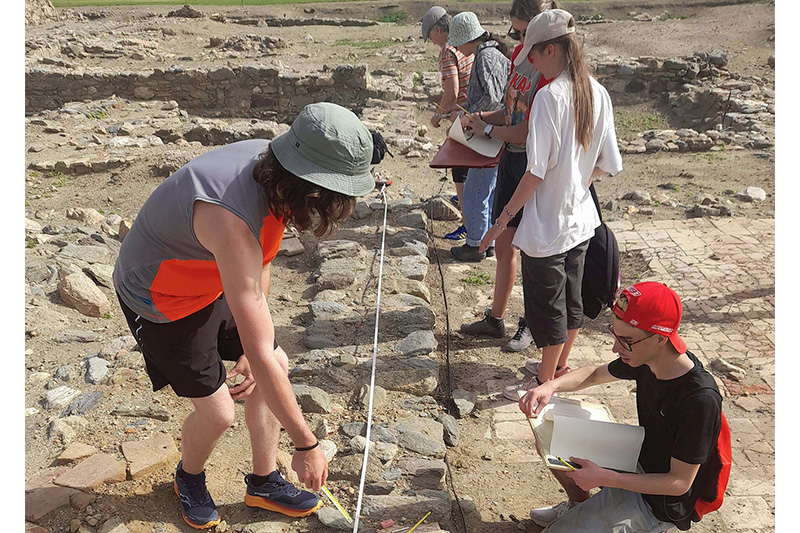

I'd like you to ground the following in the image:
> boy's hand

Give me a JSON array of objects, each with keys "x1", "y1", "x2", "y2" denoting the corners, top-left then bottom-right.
[{"x1": 227, "y1": 355, "x2": 256, "y2": 399}]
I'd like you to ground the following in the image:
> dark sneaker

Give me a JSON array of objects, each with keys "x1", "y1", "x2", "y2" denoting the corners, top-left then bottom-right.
[
  {"x1": 460, "y1": 309, "x2": 505, "y2": 338},
  {"x1": 244, "y1": 471, "x2": 322, "y2": 518},
  {"x1": 173, "y1": 462, "x2": 220, "y2": 529},
  {"x1": 451, "y1": 243, "x2": 488, "y2": 262},
  {"x1": 444, "y1": 225, "x2": 467, "y2": 240},
  {"x1": 450, "y1": 194, "x2": 459, "y2": 206}
]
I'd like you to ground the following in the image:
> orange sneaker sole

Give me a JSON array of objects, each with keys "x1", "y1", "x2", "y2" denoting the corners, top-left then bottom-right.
[
  {"x1": 173, "y1": 481, "x2": 221, "y2": 530},
  {"x1": 244, "y1": 493, "x2": 323, "y2": 518}
]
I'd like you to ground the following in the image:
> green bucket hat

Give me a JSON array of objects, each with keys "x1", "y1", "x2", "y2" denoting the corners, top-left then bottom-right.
[{"x1": 270, "y1": 102, "x2": 375, "y2": 197}]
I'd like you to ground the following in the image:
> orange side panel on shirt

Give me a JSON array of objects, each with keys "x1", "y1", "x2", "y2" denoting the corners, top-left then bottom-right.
[
  {"x1": 150, "y1": 259, "x2": 224, "y2": 322},
  {"x1": 150, "y1": 213, "x2": 285, "y2": 322},
  {"x1": 260, "y1": 214, "x2": 285, "y2": 266}
]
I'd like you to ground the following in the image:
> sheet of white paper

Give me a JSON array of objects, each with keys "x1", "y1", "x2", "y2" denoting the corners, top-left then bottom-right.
[
  {"x1": 447, "y1": 119, "x2": 504, "y2": 158},
  {"x1": 534, "y1": 396, "x2": 611, "y2": 425},
  {"x1": 549, "y1": 415, "x2": 645, "y2": 473}
]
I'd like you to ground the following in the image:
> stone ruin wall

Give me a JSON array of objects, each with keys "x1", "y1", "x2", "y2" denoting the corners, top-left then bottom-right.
[
  {"x1": 26, "y1": 0, "x2": 58, "y2": 26},
  {"x1": 25, "y1": 64, "x2": 373, "y2": 122}
]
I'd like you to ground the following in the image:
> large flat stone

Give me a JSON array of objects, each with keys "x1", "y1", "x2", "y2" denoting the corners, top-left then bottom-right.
[
  {"x1": 392, "y1": 417, "x2": 445, "y2": 458},
  {"x1": 327, "y1": 453, "x2": 382, "y2": 483},
  {"x1": 376, "y1": 356, "x2": 439, "y2": 396},
  {"x1": 53, "y1": 453, "x2": 127, "y2": 490},
  {"x1": 58, "y1": 245, "x2": 114, "y2": 265},
  {"x1": 57, "y1": 443, "x2": 98, "y2": 464},
  {"x1": 361, "y1": 490, "x2": 451, "y2": 524},
  {"x1": 121, "y1": 434, "x2": 180, "y2": 480},
  {"x1": 25, "y1": 484, "x2": 82, "y2": 521},
  {"x1": 396, "y1": 330, "x2": 438, "y2": 357},
  {"x1": 398, "y1": 458, "x2": 446, "y2": 489}
]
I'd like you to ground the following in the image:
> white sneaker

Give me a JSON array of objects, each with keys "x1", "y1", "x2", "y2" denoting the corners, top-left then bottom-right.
[
  {"x1": 504, "y1": 317, "x2": 533, "y2": 352},
  {"x1": 529, "y1": 499, "x2": 574, "y2": 527},
  {"x1": 525, "y1": 359, "x2": 571, "y2": 378}
]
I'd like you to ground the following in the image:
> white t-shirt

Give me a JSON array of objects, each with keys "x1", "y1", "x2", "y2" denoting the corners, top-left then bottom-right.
[{"x1": 513, "y1": 72, "x2": 623, "y2": 258}]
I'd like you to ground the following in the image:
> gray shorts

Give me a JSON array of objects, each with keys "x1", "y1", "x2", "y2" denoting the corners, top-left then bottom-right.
[{"x1": 546, "y1": 488, "x2": 674, "y2": 533}]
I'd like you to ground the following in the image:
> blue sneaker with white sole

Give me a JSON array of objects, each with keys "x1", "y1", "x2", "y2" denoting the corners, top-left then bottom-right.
[
  {"x1": 173, "y1": 461, "x2": 220, "y2": 529},
  {"x1": 244, "y1": 471, "x2": 322, "y2": 518}
]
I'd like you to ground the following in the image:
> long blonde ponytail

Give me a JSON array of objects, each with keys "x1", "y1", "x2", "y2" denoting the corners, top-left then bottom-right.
[{"x1": 533, "y1": 21, "x2": 594, "y2": 151}]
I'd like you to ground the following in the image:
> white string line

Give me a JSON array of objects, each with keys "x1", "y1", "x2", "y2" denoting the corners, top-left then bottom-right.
[{"x1": 352, "y1": 184, "x2": 388, "y2": 533}]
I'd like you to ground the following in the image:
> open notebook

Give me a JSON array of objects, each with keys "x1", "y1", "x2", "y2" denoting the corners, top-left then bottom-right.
[
  {"x1": 447, "y1": 119, "x2": 504, "y2": 158},
  {"x1": 524, "y1": 395, "x2": 645, "y2": 473}
]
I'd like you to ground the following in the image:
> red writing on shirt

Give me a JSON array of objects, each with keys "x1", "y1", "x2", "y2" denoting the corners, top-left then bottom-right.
[{"x1": 509, "y1": 71, "x2": 533, "y2": 95}]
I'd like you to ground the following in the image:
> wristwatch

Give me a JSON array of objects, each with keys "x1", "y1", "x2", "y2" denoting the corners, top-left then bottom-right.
[{"x1": 483, "y1": 124, "x2": 494, "y2": 138}]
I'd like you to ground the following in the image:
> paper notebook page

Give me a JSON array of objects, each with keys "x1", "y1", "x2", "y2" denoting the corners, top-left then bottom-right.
[
  {"x1": 536, "y1": 396, "x2": 611, "y2": 425},
  {"x1": 549, "y1": 415, "x2": 645, "y2": 473},
  {"x1": 447, "y1": 119, "x2": 504, "y2": 158}
]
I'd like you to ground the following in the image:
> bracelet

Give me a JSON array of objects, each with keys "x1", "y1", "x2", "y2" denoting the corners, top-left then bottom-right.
[
  {"x1": 295, "y1": 441, "x2": 319, "y2": 452},
  {"x1": 479, "y1": 111, "x2": 484, "y2": 121},
  {"x1": 503, "y1": 206, "x2": 514, "y2": 219},
  {"x1": 494, "y1": 221, "x2": 508, "y2": 231}
]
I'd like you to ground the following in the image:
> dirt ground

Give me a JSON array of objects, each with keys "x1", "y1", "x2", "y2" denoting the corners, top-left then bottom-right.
[{"x1": 24, "y1": 1, "x2": 774, "y2": 532}]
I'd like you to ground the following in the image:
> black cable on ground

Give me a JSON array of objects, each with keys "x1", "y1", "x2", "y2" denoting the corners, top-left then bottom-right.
[{"x1": 428, "y1": 170, "x2": 469, "y2": 533}]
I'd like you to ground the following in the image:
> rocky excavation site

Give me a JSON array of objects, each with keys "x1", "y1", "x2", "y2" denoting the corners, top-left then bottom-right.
[{"x1": 24, "y1": 0, "x2": 775, "y2": 532}]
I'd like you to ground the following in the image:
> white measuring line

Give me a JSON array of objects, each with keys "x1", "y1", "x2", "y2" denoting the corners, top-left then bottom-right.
[{"x1": 352, "y1": 184, "x2": 389, "y2": 532}]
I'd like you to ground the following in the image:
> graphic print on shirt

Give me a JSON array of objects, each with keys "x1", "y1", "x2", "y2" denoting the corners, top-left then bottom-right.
[{"x1": 504, "y1": 70, "x2": 535, "y2": 127}]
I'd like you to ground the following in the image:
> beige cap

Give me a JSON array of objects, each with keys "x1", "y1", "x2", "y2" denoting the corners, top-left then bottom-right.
[{"x1": 514, "y1": 9, "x2": 575, "y2": 67}]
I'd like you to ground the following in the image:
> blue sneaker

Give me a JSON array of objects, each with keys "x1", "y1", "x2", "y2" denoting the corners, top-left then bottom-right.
[
  {"x1": 445, "y1": 225, "x2": 467, "y2": 240},
  {"x1": 173, "y1": 462, "x2": 220, "y2": 529},
  {"x1": 244, "y1": 471, "x2": 323, "y2": 518},
  {"x1": 450, "y1": 194, "x2": 459, "y2": 206}
]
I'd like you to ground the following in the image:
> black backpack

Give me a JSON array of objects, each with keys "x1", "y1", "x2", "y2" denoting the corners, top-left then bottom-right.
[{"x1": 581, "y1": 183, "x2": 620, "y2": 319}]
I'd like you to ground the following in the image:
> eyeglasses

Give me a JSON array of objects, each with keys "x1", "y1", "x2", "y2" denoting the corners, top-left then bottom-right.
[
  {"x1": 507, "y1": 26, "x2": 526, "y2": 41},
  {"x1": 607, "y1": 324, "x2": 654, "y2": 352}
]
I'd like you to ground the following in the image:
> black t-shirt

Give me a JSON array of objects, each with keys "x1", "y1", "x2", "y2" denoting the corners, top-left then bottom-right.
[{"x1": 608, "y1": 351, "x2": 722, "y2": 531}]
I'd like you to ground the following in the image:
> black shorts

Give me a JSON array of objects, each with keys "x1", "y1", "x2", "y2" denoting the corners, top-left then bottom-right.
[
  {"x1": 492, "y1": 151, "x2": 527, "y2": 228},
  {"x1": 118, "y1": 293, "x2": 277, "y2": 398},
  {"x1": 521, "y1": 240, "x2": 590, "y2": 349},
  {"x1": 452, "y1": 167, "x2": 468, "y2": 184}
]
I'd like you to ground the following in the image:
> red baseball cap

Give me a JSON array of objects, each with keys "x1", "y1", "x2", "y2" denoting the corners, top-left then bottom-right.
[{"x1": 612, "y1": 282, "x2": 687, "y2": 354}]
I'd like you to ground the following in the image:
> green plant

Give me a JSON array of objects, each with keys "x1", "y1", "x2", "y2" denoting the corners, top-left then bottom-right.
[
  {"x1": 98, "y1": 208, "x2": 105, "y2": 214},
  {"x1": 103, "y1": 312, "x2": 112, "y2": 319},
  {"x1": 659, "y1": 12, "x2": 688, "y2": 21},
  {"x1": 378, "y1": 10, "x2": 407, "y2": 23},
  {"x1": 85, "y1": 109, "x2": 109, "y2": 120},
  {"x1": 26, "y1": 240, "x2": 36, "y2": 249},
  {"x1": 462, "y1": 271, "x2": 493, "y2": 285},
  {"x1": 412, "y1": 72, "x2": 423, "y2": 87},
  {"x1": 25, "y1": 200, "x2": 29, "y2": 207}
]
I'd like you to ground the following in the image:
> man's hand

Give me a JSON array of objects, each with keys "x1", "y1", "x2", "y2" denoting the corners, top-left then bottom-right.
[
  {"x1": 519, "y1": 382, "x2": 555, "y2": 418},
  {"x1": 291, "y1": 446, "x2": 329, "y2": 492},
  {"x1": 431, "y1": 114, "x2": 442, "y2": 128},
  {"x1": 565, "y1": 457, "x2": 611, "y2": 492},
  {"x1": 226, "y1": 355, "x2": 256, "y2": 400}
]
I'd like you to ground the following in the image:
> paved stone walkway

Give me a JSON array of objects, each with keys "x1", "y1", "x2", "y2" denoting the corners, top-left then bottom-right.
[{"x1": 478, "y1": 217, "x2": 775, "y2": 532}]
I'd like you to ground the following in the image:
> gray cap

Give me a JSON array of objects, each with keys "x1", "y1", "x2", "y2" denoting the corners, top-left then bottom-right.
[
  {"x1": 448, "y1": 12, "x2": 487, "y2": 48},
  {"x1": 421, "y1": 6, "x2": 447, "y2": 42},
  {"x1": 270, "y1": 102, "x2": 375, "y2": 197}
]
